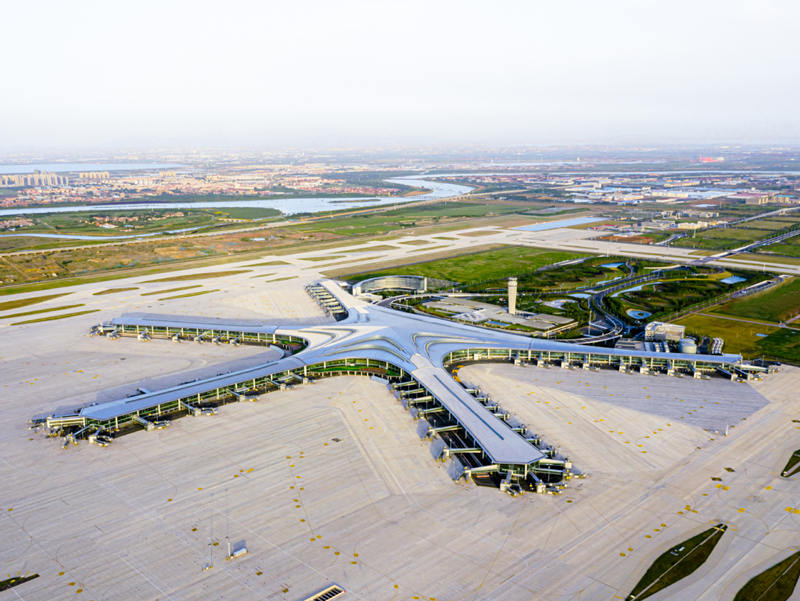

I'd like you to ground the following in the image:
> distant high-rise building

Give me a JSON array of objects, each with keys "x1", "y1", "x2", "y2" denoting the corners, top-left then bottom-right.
[
  {"x1": 508, "y1": 277, "x2": 518, "y2": 316},
  {"x1": 0, "y1": 171, "x2": 68, "y2": 187},
  {"x1": 76, "y1": 171, "x2": 110, "y2": 181}
]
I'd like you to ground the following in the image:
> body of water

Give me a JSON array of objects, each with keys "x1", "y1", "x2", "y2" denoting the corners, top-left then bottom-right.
[
  {"x1": 542, "y1": 299, "x2": 575, "y2": 309},
  {"x1": 627, "y1": 309, "x2": 652, "y2": 319},
  {"x1": 0, "y1": 162, "x2": 182, "y2": 174},
  {"x1": 513, "y1": 216, "x2": 604, "y2": 232},
  {"x1": 720, "y1": 275, "x2": 746, "y2": 285},
  {"x1": 611, "y1": 281, "x2": 664, "y2": 298},
  {"x1": 485, "y1": 320, "x2": 509, "y2": 327},
  {"x1": 0, "y1": 178, "x2": 473, "y2": 222}
]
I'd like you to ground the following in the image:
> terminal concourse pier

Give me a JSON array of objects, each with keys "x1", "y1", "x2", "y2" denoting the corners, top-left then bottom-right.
[{"x1": 38, "y1": 280, "x2": 761, "y2": 493}]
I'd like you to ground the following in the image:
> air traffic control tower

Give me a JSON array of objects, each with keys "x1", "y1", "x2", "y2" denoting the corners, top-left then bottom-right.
[{"x1": 508, "y1": 277, "x2": 518, "y2": 316}]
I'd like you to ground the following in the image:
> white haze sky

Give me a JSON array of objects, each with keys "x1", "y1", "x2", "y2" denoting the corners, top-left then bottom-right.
[{"x1": 1, "y1": 0, "x2": 798, "y2": 150}]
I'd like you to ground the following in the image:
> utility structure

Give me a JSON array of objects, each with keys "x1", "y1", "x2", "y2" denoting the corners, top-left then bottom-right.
[
  {"x1": 508, "y1": 277, "x2": 518, "y2": 316},
  {"x1": 37, "y1": 280, "x2": 761, "y2": 493}
]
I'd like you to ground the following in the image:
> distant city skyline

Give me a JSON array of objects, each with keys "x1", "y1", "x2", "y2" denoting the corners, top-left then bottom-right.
[{"x1": 2, "y1": 0, "x2": 799, "y2": 151}]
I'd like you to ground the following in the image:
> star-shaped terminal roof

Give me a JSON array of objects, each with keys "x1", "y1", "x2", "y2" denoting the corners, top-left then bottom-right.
[{"x1": 62, "y1": 280, "x2": 742, "y2": 467}]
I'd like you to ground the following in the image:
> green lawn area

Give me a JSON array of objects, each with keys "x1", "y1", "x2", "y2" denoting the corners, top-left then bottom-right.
[
  {"x1": 93, "y1": 286, "x2": 139, "y2": 295},
  {"x1": 349, "y1": 246, "x2": 584, "y2": 287},
  {"x1": 211, "y1": 207, "x2": 282, "y2": 219},
  {"x1": 733, "y1": 549, "x2": 800, "y2": 601},
  {"x1": 301, "y1": 255, "x2": 345, "y2": 262},
  {"x1": 0, "y1": 574, "x2": 39, "y2": 592},
  {"x1": 609, "y1": 278, "x2": 746, "y2": 320},
  {"x1": 755, "y1": 329, "x2": 800, "y2": 364},
  {"x1": 715, "y1": 278, "x2": 800, "y2": 323},
  {"x1": 626, "y1": 524, "x2": 727, "y2": 601},
  {"x1": 294, "y1": 199, "x2": 528, "y2": 237},
  {"x1": 731, "y1": 253, "x2": 800, "y2": 266},
  {"x1": 140, "y1": 285, "x2": 201, "y2": 296},
  {"x1": 20, "y1": 208, "x2": 218, "y2": 236},
  {"x1": 142, "y1": 269, "x2": 250, "y2": 282},
  {"x1": 11, "y1": 308, "x2": 100, "y2": 325},
  {"x1": 0, "y1": 292, "x2": 70, "y2": 310},
  {"x1": 1, "y1": 303, "x2": 85, "y2": 320},
  {"x1": 675, "y1": 314, "x2": 780, "y2": 356},
  {"x1": 674, "y1": 217, "x2": 800, "y2": 251},
  {"x1": 756, "y1": 235, "x2": 800, "y2": 259},
  {"x1": 159, "y1": 289, "x2": 219, "y2": 301},
  {"x1": 781, "y1": 450, "x2": 800, "y2": 478},
  {"x1": 673, "y1": 228, "x2": 767, "y2": 250}
]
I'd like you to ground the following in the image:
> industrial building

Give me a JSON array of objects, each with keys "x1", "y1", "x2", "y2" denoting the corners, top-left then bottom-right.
[
  {"x1": 37, "y1": 280, "x2": 762, "y2": 493},
  {"x1": 644, "y1": 321, "x2": 686, "y2": 343}
]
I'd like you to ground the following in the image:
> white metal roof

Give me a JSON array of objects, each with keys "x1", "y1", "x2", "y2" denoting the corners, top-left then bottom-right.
[{"x1": 70, "y1": 279, "x2": 743, "y2": 465}]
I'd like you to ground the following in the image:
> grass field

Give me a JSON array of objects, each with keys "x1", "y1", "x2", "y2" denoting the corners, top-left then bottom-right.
[
  {"x1": 0, "y1": 209, "x2": 218, "y2": 250},
  {"x1": 609, "y1": 277, "x2": 755, "y2": 321},
  {"x1": 715, "y1": 278, "x2": 800, "y2": 323},
  {"x1": 93, "y1": 287, "x2": 139, "y2": 296},
  {"x1": 247, "y1": 260, "x2": 290, "y2": 266},
  {"x1": 781, "y1": 450, "x2": 800, "y2": 478},
  {"x1": 140, "y1": 285, "x2": 201, "y2": 296},
  {"x1": 1, "y1": 303, "x2": 85, "y2": 319},
  {"x1": 211, "y1": 207, "x2": 282, "y2": 219},
  {"x1": 293, "y1": 199, "x2": 531, "y2": 238},
  {"x1": 673, "y1": 215, "x2": 800, "y2": 251},
  {"x1": 159, "y1": 289, "x2": 219, "y2": 301},
  {"x1": 733, "y1": 549, "x2": 800, "y2": 601},
  {"x1": 301, "y1": 255, "x2": 345, "y2": 262},
  {"x1": 675, "y1": 314, "x2": 779, "y2": 356},
  {"x1": 142, "y1": 270, "x2": 250, "y2": 282},
  {"x1": 756, "y1": 235, "x2": 800, "y2": 259},
  {"x1": 347, "y1": 246, "x2": 584, "y2": 287},
  {"x1": 626, "y1": 524, "x2": 727, "y2": 601},
  {"x1": 0, "y1": 574, "x2": 39, "y2": 592},
  {"x1": 360, "y1": 245, "x2": 398, "y2": 251},
  {"x1": 754, "y1": 329, "x2": 800, "y2": 364},
  {"x1": 0, "y1": 292, "x2": 70, "y2": 310},
  {"x1": 726, "y1": 253, "x2": 800, "y2": 267},
  {"x1": 0, "y1": 197, "x2": 545, "y2": 289},
  {"x1": 11, "y1": 309, "x2": 100, "y2": 326}
]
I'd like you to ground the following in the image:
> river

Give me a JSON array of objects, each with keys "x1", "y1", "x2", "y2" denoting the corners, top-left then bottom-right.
[
  {"x1": 0, "y1": 162, "x2": 182, "y2": 174},
  {"x1": 0, "y1": 177, "x2": 472, "y2": 239}
]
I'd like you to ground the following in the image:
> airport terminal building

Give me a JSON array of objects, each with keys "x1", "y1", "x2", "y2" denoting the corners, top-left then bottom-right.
[{"x1": 38, "y1": 280, "x2": 763, "y2": 493}]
